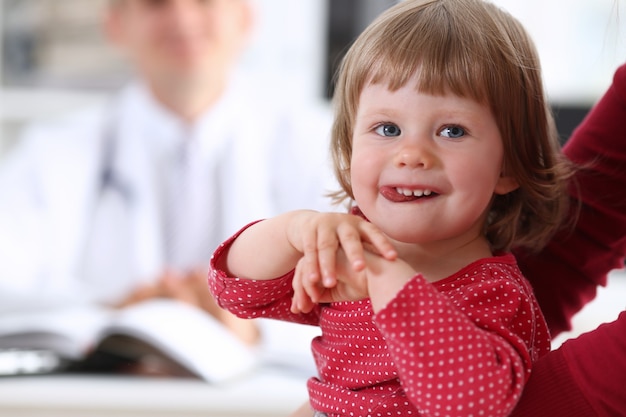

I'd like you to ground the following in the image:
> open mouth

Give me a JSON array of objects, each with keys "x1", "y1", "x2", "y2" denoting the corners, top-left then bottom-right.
[
  {"x1": 395, "y1": 187, "x2": 434, "y2": 198},
  {"x1": 381, "y1": 187, "x2": 439, "y2": 202}
]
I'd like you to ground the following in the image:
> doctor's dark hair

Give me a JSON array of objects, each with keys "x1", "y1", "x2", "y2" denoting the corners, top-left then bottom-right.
[{"x1": 329, "y1": 0, "x2": 572, "y2": 252}]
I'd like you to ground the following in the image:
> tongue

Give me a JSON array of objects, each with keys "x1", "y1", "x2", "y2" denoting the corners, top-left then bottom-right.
[{"x1": 380, "y1": 187, "x2": 418, "y2": 202}]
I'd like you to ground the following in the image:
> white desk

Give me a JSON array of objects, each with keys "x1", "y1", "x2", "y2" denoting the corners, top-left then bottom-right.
[
  {"x1": 1, "y1": 271, "x2": 624, "y2": 417},
  {"x1": 0, "y1": 367, "x2": 310, "y2": 417},
  {"x1": 0, "y1": 308, "x2": 321, "y2": 417}
]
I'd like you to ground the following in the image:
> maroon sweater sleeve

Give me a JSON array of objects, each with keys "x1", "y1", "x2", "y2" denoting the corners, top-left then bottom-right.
[
  {"x1": 515, "y1": 63, "x2": 626, "y2": 335},
  {"x1": 511, "y1": 64, "x2": 626, "y2": 416}
]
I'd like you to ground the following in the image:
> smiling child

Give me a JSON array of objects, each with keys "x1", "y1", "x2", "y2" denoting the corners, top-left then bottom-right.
[{"x1": 207, "y1": 0, "x2": 572, "y2": 416}]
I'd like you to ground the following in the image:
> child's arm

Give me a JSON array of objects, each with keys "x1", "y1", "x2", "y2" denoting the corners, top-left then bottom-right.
[
  {"x1": 218, "y1": 210, "x2": 396, "y2": 312},
  {"x1": 217, "y1": 210, "x2": 309, "y2": 281},
  {"x1": 374, "y1": 265, "x2": 546, "y2": 417}
]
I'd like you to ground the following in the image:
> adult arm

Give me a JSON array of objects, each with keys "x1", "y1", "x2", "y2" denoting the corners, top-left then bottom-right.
[
  {"x1": 511, "y1": 64, "x2": 626, "y2": 416},
  {"x1": 512, "y1": 312, "x2": 626, "y2": 417},
  {"x1": 515, "y1": 63, "x2": 626, "y2": 336}
]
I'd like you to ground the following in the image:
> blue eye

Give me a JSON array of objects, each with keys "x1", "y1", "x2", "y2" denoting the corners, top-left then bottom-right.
[
  {"x1": 375, "y1": 123, "x2": 401, "y2": 137},
  {"x1": 439, "y1": 125, "x2": 465, "y2": 139}
]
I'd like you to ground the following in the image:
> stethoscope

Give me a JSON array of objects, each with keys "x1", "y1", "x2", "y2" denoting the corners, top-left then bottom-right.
[
  {"x1": 97, "y1": 107, "x2": 135, "y2": 205},
  {"x1": 79, "y1": 106, "x2": 137, "y2": 287}
]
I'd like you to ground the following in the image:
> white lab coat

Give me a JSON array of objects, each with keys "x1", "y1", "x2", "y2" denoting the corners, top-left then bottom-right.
[{"x1": 0, "y1": 77, "x2": 336, "y2": 313}]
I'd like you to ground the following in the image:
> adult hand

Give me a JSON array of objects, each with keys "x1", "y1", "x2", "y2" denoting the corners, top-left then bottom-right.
[
  {"x1": 116, "y1": 269, "x2": 260, "y2": 346},
  {"x1": 288, "y1": 401, "x2": 314, "y2": 417}
]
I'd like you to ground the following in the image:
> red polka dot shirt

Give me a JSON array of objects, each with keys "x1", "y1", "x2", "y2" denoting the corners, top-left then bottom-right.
[{"x1": 209, "y1": 223, "x2": 551, "y2": 417}]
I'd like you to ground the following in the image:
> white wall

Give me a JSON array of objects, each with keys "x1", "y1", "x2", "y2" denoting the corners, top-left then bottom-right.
[
  {"x1": 2, "y1": 0, "x2": 625, "y2": 150},
  {"x1": 0, "y1": 0, "x2": 330, "y2": 155},
  {"x1": 247, "y1": 0, "x2": 626, "y2": 106},
  {"x1": 493, "y1": 0, "x2": 626, "y2": 105},
  {"x1": 243, "y1": 0, "x2": 329, "y2": 103}
]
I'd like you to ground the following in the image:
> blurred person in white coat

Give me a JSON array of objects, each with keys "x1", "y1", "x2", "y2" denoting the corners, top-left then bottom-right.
[{"x1": 0, "y1": 0, "x2": 334, "y2": 347}]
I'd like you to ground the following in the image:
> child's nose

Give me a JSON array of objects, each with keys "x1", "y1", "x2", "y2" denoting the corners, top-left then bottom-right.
[{"x1": 393, "y1": 137, "x2": 436, "y2": 169}]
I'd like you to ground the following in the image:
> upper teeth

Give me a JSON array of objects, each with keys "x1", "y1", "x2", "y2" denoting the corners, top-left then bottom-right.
[{"x1": 396, "y1": 188, "x2": 432, "y2": 197}]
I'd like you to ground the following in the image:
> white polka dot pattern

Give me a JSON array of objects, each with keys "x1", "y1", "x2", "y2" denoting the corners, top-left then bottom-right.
[{"x1": 209, "y1": 231, "x2": 550, "y2": 417}]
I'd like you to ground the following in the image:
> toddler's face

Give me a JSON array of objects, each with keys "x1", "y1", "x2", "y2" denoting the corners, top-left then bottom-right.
[{"x1": 350, "y1": 78, "x2": 518, "y2": 247}]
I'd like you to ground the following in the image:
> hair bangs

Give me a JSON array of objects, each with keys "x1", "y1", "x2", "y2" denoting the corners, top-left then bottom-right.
[{"x1": 355, "y1": 1, "x2": 491, "y2": 104}]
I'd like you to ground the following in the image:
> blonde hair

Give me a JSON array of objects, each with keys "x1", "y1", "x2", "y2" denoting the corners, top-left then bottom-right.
[{"x1": 330, "y1": 0, "x2": 572, "y2": 252}]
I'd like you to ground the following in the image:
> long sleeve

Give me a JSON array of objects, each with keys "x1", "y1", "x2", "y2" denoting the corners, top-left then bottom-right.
[
  {"x1": 511, "y1": 64, "x2": 626, "y2": 416},
  {"x1": 512, "y1": 311, "x2": 626, "y2": 417},
  {"x1": 515, "y1": 63, "x2": 626, "y2": 336},
  {"x1": 374, "y1": 260, "x2": 549, "y2": 417},
  {"x1": 304, "y1": 256, "x2": 549, "y2": 417},
  {"x1": 208, "y1": 222, "x2": 321, "y2": 327}
]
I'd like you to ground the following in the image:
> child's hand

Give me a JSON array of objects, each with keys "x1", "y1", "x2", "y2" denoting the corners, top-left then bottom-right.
[
  {"x1": 292, "y1": 245, "x2": 420, "y2": 314},
  {"x1": 288, "y1": 211, "x2": 396, "y2": 313},
  {"x1": 292, "y1": 247, "x2": 370, "y2": 313}
]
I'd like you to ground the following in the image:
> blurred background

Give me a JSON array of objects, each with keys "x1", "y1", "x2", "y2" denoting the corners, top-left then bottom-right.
[
  {"x1": 0, "y1": 0, "x2": 624, "y2": 157},
  {"x1": 0, "y1": 1, "x2": 624, "y2": 415},
  {"x1": 0, "y1": 0, "x2": 625, "y2": 352}
]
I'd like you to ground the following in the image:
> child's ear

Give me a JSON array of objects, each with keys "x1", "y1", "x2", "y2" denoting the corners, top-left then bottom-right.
[{"x1": 494, "y1": 175, "x2": 519, "y2": 195}]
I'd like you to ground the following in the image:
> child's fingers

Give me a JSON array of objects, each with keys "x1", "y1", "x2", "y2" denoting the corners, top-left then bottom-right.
[
  {"x1": 291, "y1": 263, "x2": 306, "y2": 313},
  {"x1": 332, "y1": 219, "x2": 396, "y2": 274},
  {"x1": 360, "y1": 222, "x2": 397, "y2": 260},
  {"x1": 297, "y1": 218, "x2": 334, "y2": 285},
  {"x1": 291, "y1": 258, "x2": 318, "y2": 314},
  {"x1": 335, "y1": 222, "x2": 369, "y2": 272},
  {"x1": 301, "y1": 263, "x2": 326, "y2": 304},
  {"x1": 295, "y1": 252, "x2": 328, "y2": 306},
  {"x1": 314, "y1": 223, "x2": 340, "y2": 287},
  {"x1": 317, "y1": 245, "x2": 339, "y2": 288}
]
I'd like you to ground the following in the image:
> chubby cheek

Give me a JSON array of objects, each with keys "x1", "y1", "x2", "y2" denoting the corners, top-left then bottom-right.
[
  {"x1": 451, "y1": 154, "x2": 503, "y2": 202},
  {"x1": 350, "y1": 148, "x2": 382, "y2": 206}
]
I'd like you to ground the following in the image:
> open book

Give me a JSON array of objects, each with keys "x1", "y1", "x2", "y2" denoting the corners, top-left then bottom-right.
[{"x1": 0, "y1": 299, "x2": 258, "y2": 382}]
